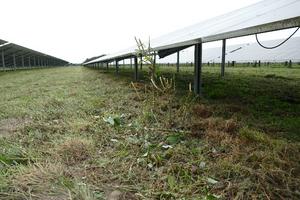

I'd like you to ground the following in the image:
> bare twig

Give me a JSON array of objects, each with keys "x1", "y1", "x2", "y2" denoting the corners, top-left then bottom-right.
[{"x1": 131, "y1": 82, "x2": 142, "y2": 100}]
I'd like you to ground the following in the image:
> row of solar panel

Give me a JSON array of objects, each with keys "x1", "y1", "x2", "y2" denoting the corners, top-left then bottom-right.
[
  {"x1": 83, "y1": 0, "x2": 300, "y2": 66},
  {"x1": 84, "y1": 37, "x2": 300, "y2": 65},
  {"x1": 0, "y1": 39, "x2": 68, "y2": 70}
]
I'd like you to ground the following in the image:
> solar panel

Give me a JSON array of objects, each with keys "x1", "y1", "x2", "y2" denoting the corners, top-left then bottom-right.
[
  {"x1": 158, "y1": 37, "x2": 300, "y2": 63},
  {"x1": 84, "y1": 46, "x2": 136, "y2": 65},
  {"x1": 85, "y1": 0, "x2": 300, "y2": 64},
  {"x1": 225, "y1": 37, "x2": 300, "y2": 62},
  {"x1": 0, "y1": 39, "x2": 7, "y2": 45},
  {"x1": 152, "y1": 0, "x2": 300, "y2": 57},
  {"x1": 83, "y1": 54, "x2": 106, "y2": 64}
]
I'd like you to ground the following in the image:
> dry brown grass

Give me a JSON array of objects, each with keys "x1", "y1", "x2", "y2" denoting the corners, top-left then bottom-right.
[
  {"x1": 189, "y1": 115, "x2": 238, "y2": 138},
  {"x1": 201, "y1": 126, "x2": 300, "y2": 199},
  {"x1": 11, "y1": 162, "x2": 69, "y2": 200},
  {"x1": 193, "y1": 104, "x2": 213, "y2": 119},
  {"x1": 164, "y1": 99, "x2": 300, "y2": 199},
  {"x1": 0, "y1": 117, "x2": 32, "y2": 137},
  {"x1": 56, "y1": 137, "x2": 94, "y2": 166}
]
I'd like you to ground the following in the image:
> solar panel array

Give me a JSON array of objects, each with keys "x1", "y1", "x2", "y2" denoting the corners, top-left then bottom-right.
[
  {"x1": 0, "y1": 39, "x2": 68, "y2": 70},
  {"x1": 152, "y1": 0, "x2": 300, "y2": 56},
  {"x1": 84, "y1": 0, "x2": 300, "y2": 94},
  {"x1": 84, "y1": 0, "x2": 300, "y2": 66}
]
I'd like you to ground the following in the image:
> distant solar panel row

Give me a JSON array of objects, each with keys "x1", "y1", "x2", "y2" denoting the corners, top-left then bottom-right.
[
  {"x1": 0, "y1": 40, "x2": 68, "y2": 70},
  {"x1": 0, "y1": 39, "x2": 7, "y2": 45},
  {"x1": 84, "y1": 0, "x2": 300, "y2": 94}
]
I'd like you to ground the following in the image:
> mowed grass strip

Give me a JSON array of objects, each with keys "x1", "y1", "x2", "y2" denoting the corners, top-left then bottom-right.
[{"x1": 0, "y1": 66, "x2": 299, "y2": 199}]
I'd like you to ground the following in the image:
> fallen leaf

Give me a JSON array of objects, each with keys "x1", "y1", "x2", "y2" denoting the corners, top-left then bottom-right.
[
  {"x1": 199, "y1": 161, "x2": 206, "y2": 169},
  {"x1": 162, "y1": 144, "x2": 173, "y2": 149},
  {"x1": 110, "y1": 139, "x2": 118, "y2": 143},
  {"x1": 207, "y1": 177, "x2": 218, "y2": 184}
]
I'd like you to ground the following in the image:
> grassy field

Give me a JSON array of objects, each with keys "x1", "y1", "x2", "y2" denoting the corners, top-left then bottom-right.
[{"x1": 0, "y1": 65, "x2": 299, "y2": 199}]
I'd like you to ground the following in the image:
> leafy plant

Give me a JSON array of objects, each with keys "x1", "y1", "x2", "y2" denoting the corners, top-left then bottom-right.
[
  {"x1": 103, "y1": 114, "x2": 124, "y2": 127},
  {"x1": 166, "y1": 133, "x2": 185, "y2": 145}
]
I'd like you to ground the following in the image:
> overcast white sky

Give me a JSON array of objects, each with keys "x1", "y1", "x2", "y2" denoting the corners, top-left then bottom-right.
[{"x1": 1, "y1": 0, "x2": 299, "y2": 63}]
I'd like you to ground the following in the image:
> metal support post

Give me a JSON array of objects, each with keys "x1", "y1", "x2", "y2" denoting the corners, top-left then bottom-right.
[
  {"x1": 153, "y1": 52, "x2": 156, "y2": 71},
  {"x1": 13, "y1": 54, "x2": 16, "y2": 69},
  {"x1": 22, "y1": 55, "x2": 25, "y2": 68},
  {"x1": 116, "y1": 60, "x2": 119, "y2": 74},
  {"x1": 134, "y1": 56, "x2": 138, "y2": 81},
  {"x1": 28, "y1": 57, "x2": 31, "y2": 68},
  {"x1": 140, "y1": 55, "x2": 143, "y2": 70},
  {"x1": 176, "y1": 51, "x2": 180, "y2": 73},
  {"x1": 194, "y1": 43, "x2": 203, "y2": 95},
  {"x1": 1, "y1": 51, "x2": 5, "y2": 68},
  {"x1": 221, "y1": 39, "x2": 226, "y2": 77}
]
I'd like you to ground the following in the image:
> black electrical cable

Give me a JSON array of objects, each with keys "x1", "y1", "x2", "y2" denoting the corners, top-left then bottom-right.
[{"x1": 255, "y1": 27, "x2": 299, "y2": 49}]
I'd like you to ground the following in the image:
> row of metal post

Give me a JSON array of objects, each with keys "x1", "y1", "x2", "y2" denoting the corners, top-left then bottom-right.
[
  {"x1": 0, "y1": 51, "x2": 64, "y2": 69},
  {"x1": 85, "y1": 40, "x2": 228, "y2": 96}
]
